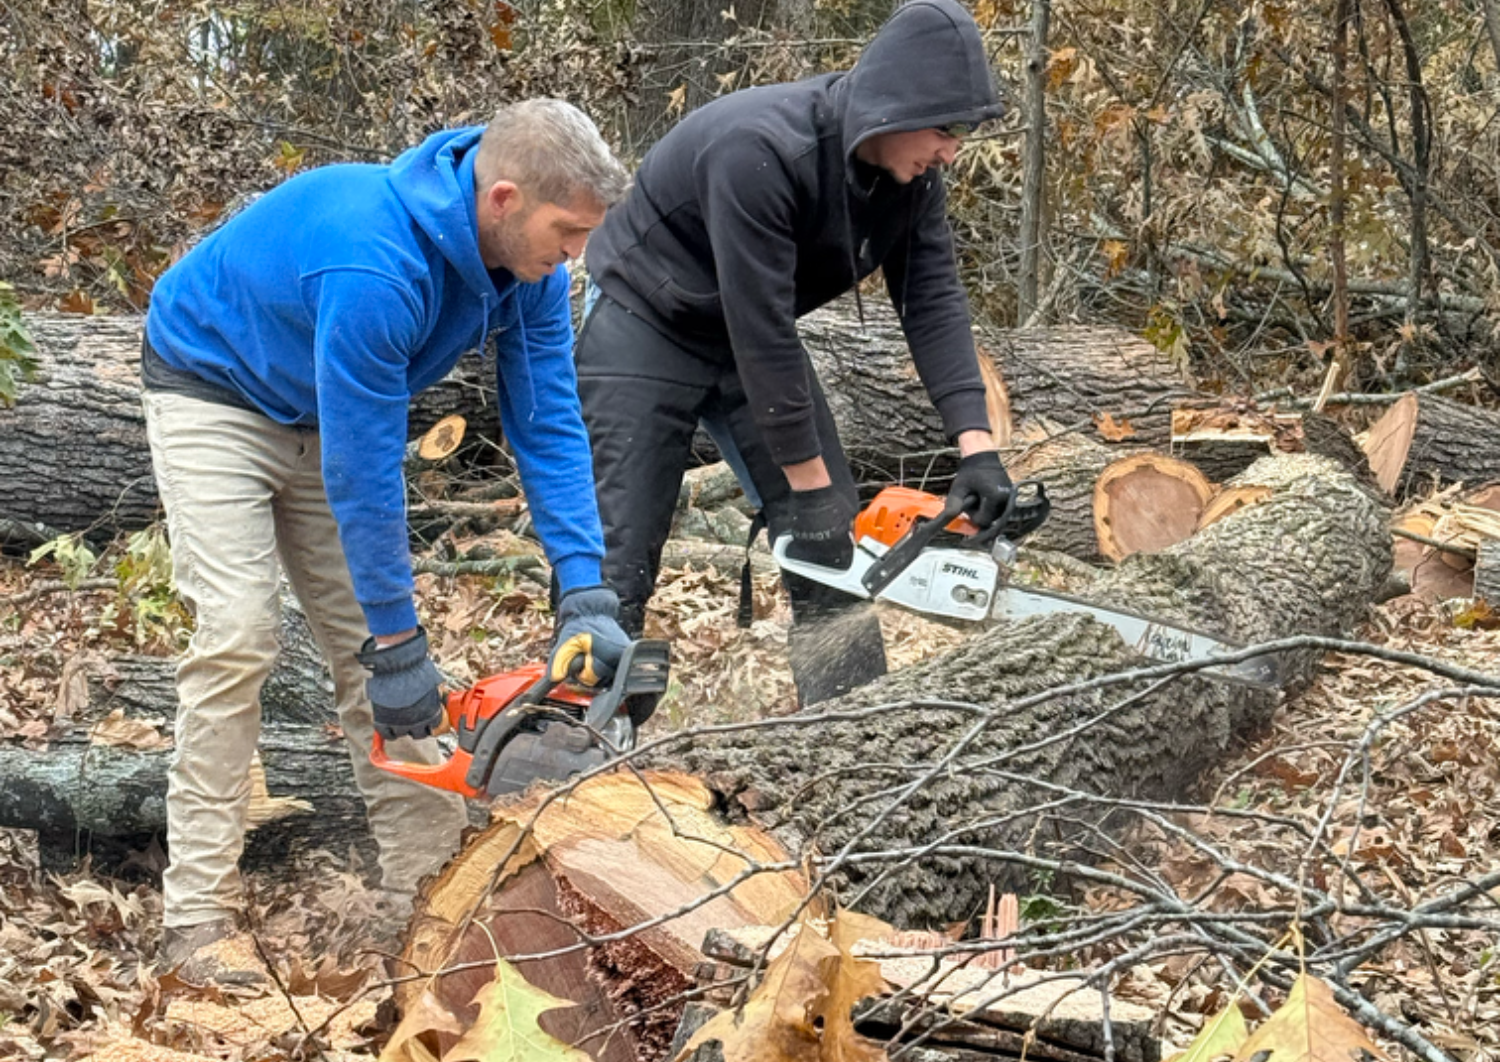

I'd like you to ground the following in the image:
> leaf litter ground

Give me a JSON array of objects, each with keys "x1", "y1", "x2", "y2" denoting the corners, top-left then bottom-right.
[{"x1": 2, "y1": 550, "x2": 1498, "y2": 1059}]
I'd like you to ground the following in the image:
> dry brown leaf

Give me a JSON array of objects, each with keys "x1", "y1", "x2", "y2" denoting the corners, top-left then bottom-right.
[
  {"x1": 88, "y1": 709, "x2": 171, "y2": 750},
  {"x1": 680, "y1": 920, "x2": 839, "y2": 1062},
  {"x1": 824, "y1": 910, "x2": 892, "y2": 1062},
  {"x1": 379, "y1": 988, "x2": 465, "y2": 1062},
  {"x1": 1094, "y1": 411, "x2": 1137, "y2": 441},
  {"x1": 1231, "y1": 974, "x2": 1388, "y2": 1062}
]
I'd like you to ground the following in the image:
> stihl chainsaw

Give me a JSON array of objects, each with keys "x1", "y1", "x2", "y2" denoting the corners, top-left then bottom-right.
[
  {"x1": 774, "y1": 483, "x2": 1278, "y2": 687},
  {"x1": 370, "y1": 639, "x2": 671, "y2": 798}
]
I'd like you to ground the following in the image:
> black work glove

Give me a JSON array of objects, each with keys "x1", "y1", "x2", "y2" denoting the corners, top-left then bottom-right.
[
  {"x1": 783, "y1": 485, "x2": 856, "y2": 570},
  {"x1": 357, "y1": 627, "x2": 445, "y2": 740},
  {"x1": 947, "y1": 450, "x2": 1014, "y2": 531},
  {"x1": 551, "y1": 585, "x2": 631, "y2": 687}
]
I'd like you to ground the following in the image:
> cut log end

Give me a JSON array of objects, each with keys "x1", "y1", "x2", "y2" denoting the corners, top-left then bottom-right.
[
  {"x1": 401, "y1": 772, "x2": 807, "y2": 1061},
  {"x1": 1093, "y1": 453, "x2": 1214, "y2": 561}
]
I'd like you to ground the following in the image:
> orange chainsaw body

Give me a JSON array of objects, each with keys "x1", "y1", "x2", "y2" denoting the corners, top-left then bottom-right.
[
  {"x1": 367, "y1": 663, "x2": 592, "y2": 799},
  {"x1": 854, "y1": 486, "x2": 981, "y2": 547}
]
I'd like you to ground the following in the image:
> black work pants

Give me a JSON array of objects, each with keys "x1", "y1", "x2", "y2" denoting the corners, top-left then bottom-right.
[{"x1": 575, "y1": 295, "x2": 887, "y2": 707}]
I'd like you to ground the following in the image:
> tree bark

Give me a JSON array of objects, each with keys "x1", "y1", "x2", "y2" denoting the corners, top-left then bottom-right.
[
  {"x1": 2, "y1": 312, "x2": 506, "y2": 537},
  {"x1": 1362, "y1": 392, "x2": 1500, "y2": 497},
  {"x1": 0, "y1": 593, "x2": 374, "y2": 853},
  {"x1": 656, "y1": 454, "x2": 1389, "y2": 928}
]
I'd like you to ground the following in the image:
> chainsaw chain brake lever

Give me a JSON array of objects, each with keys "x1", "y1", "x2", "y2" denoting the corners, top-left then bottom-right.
[{"x1": 860, "y1": 479, "x2": 1052, "y2": 598}]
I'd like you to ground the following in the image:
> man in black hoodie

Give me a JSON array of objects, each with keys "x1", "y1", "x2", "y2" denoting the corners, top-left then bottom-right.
[{"x1": 580, "y1": 0, "x2": 1013, "y2": 705}]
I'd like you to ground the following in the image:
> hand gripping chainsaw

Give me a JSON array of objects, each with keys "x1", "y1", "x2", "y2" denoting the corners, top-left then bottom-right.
[
  {"x1": 370, "y1": 639, "x2": 671, "y2": 798},
  {"x1": 774, "y1": 482, "x2": 1278, "y2": 686}
]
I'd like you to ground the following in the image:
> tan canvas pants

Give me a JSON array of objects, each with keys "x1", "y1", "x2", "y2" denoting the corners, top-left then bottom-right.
[{"x1": 143, "y1": 390, "x2": 467, "y2": 928}]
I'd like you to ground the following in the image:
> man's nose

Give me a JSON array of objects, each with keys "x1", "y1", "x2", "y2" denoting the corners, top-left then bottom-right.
[
  {"x1": 936, "y1": 140, "x2": 960, "y2": 166},
  {"x1": 562, "y1": 233, "x2": 588, "y2": 260}
]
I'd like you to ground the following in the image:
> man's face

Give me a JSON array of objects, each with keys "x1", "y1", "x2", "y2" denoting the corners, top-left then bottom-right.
[
  {"x1": 482, "y1": 188, "x2": 608, "y2": 282},
  {"x1": 859, "y1": 128, "x2": 963, "y2": 184}
]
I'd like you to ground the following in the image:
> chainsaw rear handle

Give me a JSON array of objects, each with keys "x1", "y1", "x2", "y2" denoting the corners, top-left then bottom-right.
[
  {"x1": 368, "y1": 639, "x2": 671, "y2": 798},
  {"x1": 861, "y1": 479, "x2": 1050, "y2": 597}
]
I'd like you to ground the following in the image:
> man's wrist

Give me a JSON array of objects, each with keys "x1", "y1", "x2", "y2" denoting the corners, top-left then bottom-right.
[
  {"x1": 374, "y1": 628, "x2": 418, "y2": 648},
  {"x1": 955, "y1": 429, "x2": 997, "y2": 458},
  {"x1": 783, "y1": 456, "x2": 833, "y2": 491}
]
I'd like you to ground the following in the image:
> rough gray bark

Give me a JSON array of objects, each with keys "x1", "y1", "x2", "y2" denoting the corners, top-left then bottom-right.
[
  {"x1": 1009, "y1": 432, "x2": 1121, "y2": 561},
  {"x1": 0, "y1": 593, "x2": 370, "y2": 849},
  {"x1": 1396, "y1": 394, "x2": 1500, "y2": 496},
  {"x1": 798, "y1": 298, "x2": 1183, "y2": 487},
  {"x1": 2, "y1": 312, "x2": 505, "y2": 536},
  {"x1": 656, "y1": 454, "x2": 1391, "y2": 928}
]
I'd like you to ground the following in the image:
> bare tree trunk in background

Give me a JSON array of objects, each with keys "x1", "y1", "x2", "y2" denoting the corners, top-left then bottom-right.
[
  {"x1": 1380, "y1": 0, "x2": 1431, "y2": 327},
  {"x1": 1315, "y1": 0, "x2": 1352, "y2": 413},
  {"x1": 1018, "y1": 0, "x2": 1051, "y2": 326},
  {"x1": 1484, "y1": 0, "x2": 1500, "y2": 74}
]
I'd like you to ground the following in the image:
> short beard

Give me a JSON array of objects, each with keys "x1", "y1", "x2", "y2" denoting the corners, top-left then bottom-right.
[{"x1": 488, "y1": 206, "x2": 536, "y2": 278}]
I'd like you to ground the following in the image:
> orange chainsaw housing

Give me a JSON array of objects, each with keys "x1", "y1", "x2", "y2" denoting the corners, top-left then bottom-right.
[
  {"x1": 854, "y1": 486, "x2": 980, "y2": 547},
  {"x1": 367, "y1": 663, "x2": 591, "y2": 798}
]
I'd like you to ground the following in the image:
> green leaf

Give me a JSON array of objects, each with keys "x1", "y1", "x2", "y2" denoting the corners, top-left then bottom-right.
[
  {"x1": 442, "y1": 958, "x2": 590, "y2": 1062},
  {"x1": 1167, "y1": 1003, "x2": 1249, "y2": 1062}
]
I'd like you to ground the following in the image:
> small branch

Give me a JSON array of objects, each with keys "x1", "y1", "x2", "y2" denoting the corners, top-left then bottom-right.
[{"x1": 1, "y1": 577, "x2": 117, "y2": 609}]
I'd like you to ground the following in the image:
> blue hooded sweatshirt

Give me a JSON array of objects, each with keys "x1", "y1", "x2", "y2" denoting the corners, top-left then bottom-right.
[{"x1": 145, "y1": 127, "x2": 604, "y2": 636}]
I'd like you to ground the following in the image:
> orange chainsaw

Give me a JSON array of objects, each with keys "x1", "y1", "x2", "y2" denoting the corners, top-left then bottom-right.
[
  {"x1": 370, "y1": 639, "x2": 670, "y2": 798},
  {"x1": 775, "y1": 481, "x2": 1279, "y2": 686}
]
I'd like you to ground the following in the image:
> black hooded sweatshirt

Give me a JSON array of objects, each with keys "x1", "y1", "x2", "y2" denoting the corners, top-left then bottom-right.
[{"x1": 586, "y1": 0, "x2": 1006, "y2": 466}]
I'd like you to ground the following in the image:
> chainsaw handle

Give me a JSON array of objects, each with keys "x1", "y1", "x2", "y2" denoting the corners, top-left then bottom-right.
[
  {"x1": 368, "y1": 724, "x2": 481, "y2": 799},
  {"x1": 861, "y1": 494, "x2": 969, "y2": 597}
]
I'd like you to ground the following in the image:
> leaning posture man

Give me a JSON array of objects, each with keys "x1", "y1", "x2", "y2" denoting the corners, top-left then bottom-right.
[
  {"x1": 142, "y1": 99, "x2": 630, "y2": 984},
  {"x1": 581, "y1": 0, "x2": 1013, "y2": 705}
]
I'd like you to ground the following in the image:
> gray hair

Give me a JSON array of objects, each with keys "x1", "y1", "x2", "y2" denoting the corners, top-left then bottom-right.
[{"x1": 475, "y1": 98, "x2": 629, "y2": 208}]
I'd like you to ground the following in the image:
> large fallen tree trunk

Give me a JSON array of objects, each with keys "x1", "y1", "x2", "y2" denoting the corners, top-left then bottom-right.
[
  {"x1": 2, "y1": 313, "x2": 505, "y2": 538},
  {"x1": 798, "y1": 298, "x2": 1185, "y2": 485},
  {"x1": 398, "y1": 453, "x2": 1390, "y2": 1059},
  {"x1": 0, "y1": 594, "x2": 376, "y2": 857},
  {"x1": 1362, "y1": 390, "x2": 1500, "y2": 497}
]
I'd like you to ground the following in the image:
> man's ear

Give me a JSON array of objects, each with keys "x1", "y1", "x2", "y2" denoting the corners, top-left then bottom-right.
[{"x1": 485, "y1": 180, "x2": 524, "y2": 219}]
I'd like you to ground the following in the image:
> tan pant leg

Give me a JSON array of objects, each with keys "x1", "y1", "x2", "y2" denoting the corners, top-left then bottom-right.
[
  {"x1": 144, "y1": 391, "x2": 291, "y2": 929},
  {"x1": 272, "y1": 429, "x2": 467, "y2": 897}
]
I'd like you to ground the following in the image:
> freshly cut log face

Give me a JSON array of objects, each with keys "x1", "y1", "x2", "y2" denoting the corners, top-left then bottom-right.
[
  {"x1": 1361, "y1": 392, "x2": 1500, "y2": 496},
  {"x1": 400, "y1": 455, "x2": 1388, "y2": 1059},
  {"x1": 1197, "y1": 485, "x2": 1274, "y2": 530},
  {"x1": 400, "y1": 772, "x2": 807, "y2": 1062},
  {"x1": 1093, "y1": 453, "x2": 1214, "y2": 561}
]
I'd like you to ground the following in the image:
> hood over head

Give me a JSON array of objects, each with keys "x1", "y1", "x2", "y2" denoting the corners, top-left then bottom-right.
[
  {"x1": 387, "y1": 126, "x2": 494, "y2": 301},
  {"x1": 842, "y1": 0, "x2": 1006, "y2": 158}
]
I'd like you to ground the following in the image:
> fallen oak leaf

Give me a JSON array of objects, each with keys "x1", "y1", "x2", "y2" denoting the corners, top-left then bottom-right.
[
  {"x1": 378, "y1": 988, "x2": 464, "y2": 1062},
  {"x1": 1231, "y1": 974, "x2": 1388, "y2": 1062},
  {"x1": 442, "y1": 957, "x2": 590, "y2": 1062},
  {"x1": 824, "y1": 909, "x2": 892, "y2": 1062},
  {"x1": 679, "y1": 920, "x2": 840, "y2": 1062},
  {"x1": 1168, "y1": 1002, "x2": 1249, "y2": 1061},
  {"x1": 88, "y1": 708, "x2": 172, "y2": 750}
]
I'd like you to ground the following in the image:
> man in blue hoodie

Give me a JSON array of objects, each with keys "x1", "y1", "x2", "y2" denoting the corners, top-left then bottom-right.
[
  {"x1": 580, "y1": 0, "x2": 1013, "y2": 706},
  {"x1": 142, "y1": 99, "x2": 630, "y2": 985}
]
